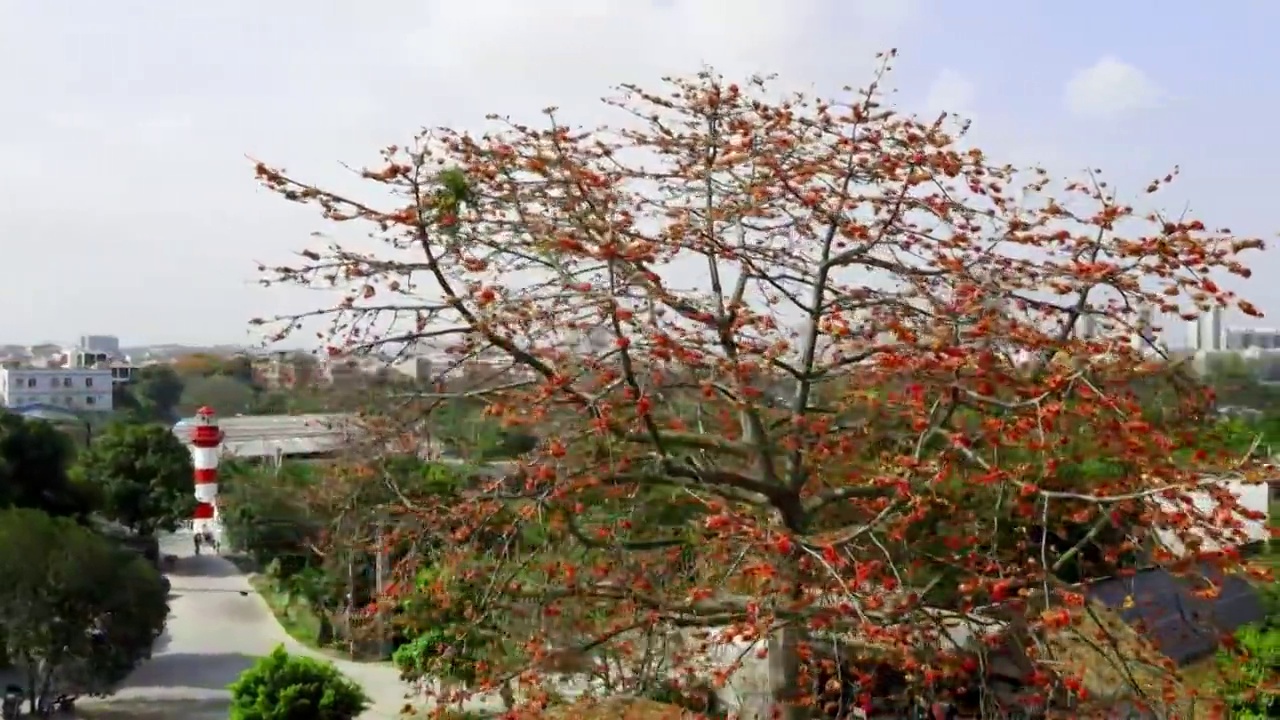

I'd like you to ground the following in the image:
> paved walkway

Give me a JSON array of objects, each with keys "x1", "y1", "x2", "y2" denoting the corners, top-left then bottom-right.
[{"x1": 77, "y1": 531, "x2": 419, "y2": 719}]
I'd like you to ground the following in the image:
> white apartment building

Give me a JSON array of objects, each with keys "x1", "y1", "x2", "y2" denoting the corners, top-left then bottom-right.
[
  {"x1": 65, "y1": 334, "x2": 133, "y2": 383},
  {"x1": 0, "y1": 367, "x2": 114, "y2": 412}
]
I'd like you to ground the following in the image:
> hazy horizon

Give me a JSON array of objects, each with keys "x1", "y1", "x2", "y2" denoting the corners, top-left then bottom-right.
[{"x1": 3, "y1": 2, "x2": 1279, "y2": 346}]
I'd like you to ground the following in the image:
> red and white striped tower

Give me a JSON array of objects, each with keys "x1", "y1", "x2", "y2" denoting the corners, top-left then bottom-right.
[{"x1": 188, "y1": 406, "x2": 224, "y2": 534}]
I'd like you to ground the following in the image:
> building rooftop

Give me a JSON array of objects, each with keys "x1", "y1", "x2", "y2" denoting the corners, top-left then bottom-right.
[{"x1": 8, "y1": 403, "x2": 88, "y2": 423}]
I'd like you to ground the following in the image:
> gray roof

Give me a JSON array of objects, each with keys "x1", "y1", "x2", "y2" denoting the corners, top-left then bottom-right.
[
  {"x1": 170, "y1": 412, "x2": 462, "y2": 461},
  {"x1": 173, "y1": 413, "x2": 361, "y2": 459},
  {"x1": 221, "y1": 436, "x2": 349, "y2": 459}
]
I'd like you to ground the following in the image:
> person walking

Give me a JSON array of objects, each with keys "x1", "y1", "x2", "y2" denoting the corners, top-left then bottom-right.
[
  {"x1": 203, "y1": 529, "x2": 219, "y2": 555},
  {"x1": 193, "y1": 531, "x2": 203, "y2": 556}
]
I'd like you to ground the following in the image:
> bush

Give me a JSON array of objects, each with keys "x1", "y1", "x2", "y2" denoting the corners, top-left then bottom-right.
[
  {"x1": 391, "y1": 566, "x2": 497, "y2": 687},
  {"x1": 228, "y1": 645, "x2": 370, "y2": 720},
  {"x1": 1216, "y1": 624, "x2": 1280, "y2": 718}
]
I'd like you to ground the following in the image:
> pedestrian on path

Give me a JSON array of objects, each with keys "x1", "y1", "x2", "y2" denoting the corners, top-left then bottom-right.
[{"x1": 203, "y1": 529, "x2": 219, "y2": 555}]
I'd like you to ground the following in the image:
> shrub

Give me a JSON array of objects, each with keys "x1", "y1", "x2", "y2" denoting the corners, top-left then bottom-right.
[
  {"x1": 228, "y1": 645, "x2": 370, "y2": 720},
  {"x1": 1216, "y1": 624, "x2": 1280, "y2": 718}
]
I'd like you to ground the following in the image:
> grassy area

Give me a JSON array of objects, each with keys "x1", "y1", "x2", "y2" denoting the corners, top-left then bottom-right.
[
  {"x1": 249, "y1": 573, "x2": 325, "y2": 648},
  {"x1": 226, "y1": 552, "x2": 326, "y2": 649}
]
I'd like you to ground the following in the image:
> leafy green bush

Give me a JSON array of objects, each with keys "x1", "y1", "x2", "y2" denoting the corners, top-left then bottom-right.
[
  {"x1": 391, "y1": 566, "x2": 500, "y2": 687},
  {"x1": 1216, "y1": 624, "x2": 1280, "y2": 718},
  {"x1": 228, "y1": 645, "x2": 370, "y2": 720},
  {"x1": 392, "y1": 626, "x2": 482, "y2": 686}
]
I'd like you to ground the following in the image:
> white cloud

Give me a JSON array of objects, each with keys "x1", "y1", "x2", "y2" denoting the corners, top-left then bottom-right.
[{"x1": 1063, "y1": 56, "x2": 1162, "y2": 120}]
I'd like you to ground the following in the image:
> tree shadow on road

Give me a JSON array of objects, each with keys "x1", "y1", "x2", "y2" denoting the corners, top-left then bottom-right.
[
  {"x1": 77, "y1": 697, "x2": 230, "y2": 720},
  {"x1": 164, "y1": 556, "x2": 242, "y2": 578},
  {"x1": 153, "y1": 629, "x2": 171, "y2": 654},
  {"x1": 164, "y1": 587, "x2": 248, "y2": 596},
  {"x1": 117, "y1": 652, "x2": 260, "y2": 693}
]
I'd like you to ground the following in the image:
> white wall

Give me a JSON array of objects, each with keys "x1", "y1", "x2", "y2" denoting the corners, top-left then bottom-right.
[
  {"x1": 0, "y1": 368, "x2": 114, "y2": 411},
  {"x1": 1152, "y1": 479, "x2": 1271, "y2": 557}
]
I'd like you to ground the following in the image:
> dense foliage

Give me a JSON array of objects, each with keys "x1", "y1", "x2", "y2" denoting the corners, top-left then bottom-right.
[
  {"x1": 1216, "y1": 580, "x2": 1280, "y2": 718},
  {"x1": 254, "y1": 56, "x2": 1274, "y2": 718},
  {"x1": 71, "y1": 421, "x2": 196, "y2": 535},
  {"x1": 0, "y1": 412, "x2": 98, "y2": 518},
  {"x1": 0, "y1": 508, "x2": 168, "y2": 711},
  {"x1": 228, "y1": 645, "x2": 370, "y2": 720},
  {"x1": 221, "y1": 456, "x2": 476, "y2": 656}
]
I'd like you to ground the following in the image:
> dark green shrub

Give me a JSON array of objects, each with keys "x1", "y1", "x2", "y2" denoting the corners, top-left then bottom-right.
[
  {"x1": 228, "y1": 645, "x2": 370, "y2": 720},
  {"x1": 1216, "y1": 624, "x2": 1280, "y2": 718}
]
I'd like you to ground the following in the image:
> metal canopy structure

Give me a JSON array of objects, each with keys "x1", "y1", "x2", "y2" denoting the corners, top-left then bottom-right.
[
  {"x1": 1086, "y1": 566, "x2": 1265, "y2": 665},
  {"x1": 9, "y1": 402, "x2": 87, "y2": 423}
]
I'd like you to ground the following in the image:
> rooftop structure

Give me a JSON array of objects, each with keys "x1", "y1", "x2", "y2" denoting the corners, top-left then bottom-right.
[{"x1": 172, "y1": 413, "x2": 363, "y2": 460}]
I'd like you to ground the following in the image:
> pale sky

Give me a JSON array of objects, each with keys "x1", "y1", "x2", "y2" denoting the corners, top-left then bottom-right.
[{"x1": 1, "y1": 1, "x2": 1276, "y2": 345}]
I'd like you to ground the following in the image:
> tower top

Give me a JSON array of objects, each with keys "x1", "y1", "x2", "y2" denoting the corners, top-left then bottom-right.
[{"x1": 192, "y1": 406, "x2": 218, "y2": 427}]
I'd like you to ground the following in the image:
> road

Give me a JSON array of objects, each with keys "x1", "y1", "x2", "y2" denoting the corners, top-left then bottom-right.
[{"x1": 75, "y1": 531, "x2": 417, "y2": 719}]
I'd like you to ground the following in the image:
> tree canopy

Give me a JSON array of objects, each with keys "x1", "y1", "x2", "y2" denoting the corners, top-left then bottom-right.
[
  {"x1": 179, "y1": 374, "x2": 257, "y2": 416},
  {"x1": 0, "y1": 412, "x2": 97, "y2": 518},
  {"x1": 0, "y1": 508, "x2": 169, "y2": 711},
  {"x1": 129, "y1": 364, "x2": 186, "y2": 423},
  {"x1": 73, "y1": 421, "x2": 196, "y2": 535},
  {"x1": 253, "y1": 57, "x2": 1271, "y2": 719}
]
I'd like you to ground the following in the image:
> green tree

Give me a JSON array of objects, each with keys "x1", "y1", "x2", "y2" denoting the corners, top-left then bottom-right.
[
  {"x1": 131, "y1": 364, "x2": 186, "y2": 422},
  {"x1": 0, "y1": 413, "x2": 98, "y2": 518},
  {"x1": 220, "y1": 462, "x2": 321, "y2": 575},
  {"x1": 179, "y1": 375, "x2": 256, "y2": 416},
  {"x1": 73, "y1": 422, "x2": 195, "y2": 536},
  {"x1": 228, "y1": 645, "x2": 370, "y2": 720},
  {"x1": 428, "y1": 398, "x2": 538, "y2": 459},
  {"x1": 220, "y1": 355, "x2": 258, "y2": 386},
  {"x1": 110, "y1": 383, "x2": 143, "y2": 418},
  {"x1": 0, "y1": 508, "x2": 169, "y2": 711}
]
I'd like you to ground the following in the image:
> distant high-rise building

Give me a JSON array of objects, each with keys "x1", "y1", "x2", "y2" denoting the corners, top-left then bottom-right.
[
  {"x1": 78, "y1": 335, "x2": 121, "y2": 355},
  {"x1": 1188, "y1": 307, "x2": 1225, "y2": 352},
  {"x1": 66, "y1": 334, "x2": 133, "y2": 383},
  {"x1": 1225, "y1": 326, "x2": 1280, "y2": 351}
]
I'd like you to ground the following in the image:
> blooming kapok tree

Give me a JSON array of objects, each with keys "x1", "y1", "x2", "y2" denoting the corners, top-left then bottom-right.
[{"x1": 255, "y1": 53, "x2": 1271, "y2": 718}]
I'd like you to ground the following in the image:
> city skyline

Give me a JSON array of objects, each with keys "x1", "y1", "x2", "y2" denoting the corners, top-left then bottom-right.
[
  {"x1": 5, "y1": 303, "x2": 1278, "y2": 355},
  {"x1": 2, "y1": 3, "x2": 1279, "y2": 344}
]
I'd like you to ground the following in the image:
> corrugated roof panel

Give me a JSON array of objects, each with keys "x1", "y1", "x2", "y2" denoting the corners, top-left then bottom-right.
[{"x1": 1086, "y1": 567, "x2": 1265, "y2": 665}]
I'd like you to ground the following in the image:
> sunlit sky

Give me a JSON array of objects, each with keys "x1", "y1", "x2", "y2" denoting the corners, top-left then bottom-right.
[{"x1": 2, "y1": 1, "x2": 1276, "y2": 346}]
